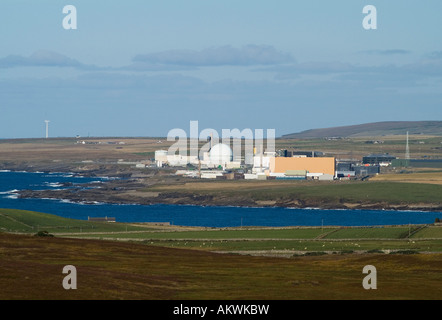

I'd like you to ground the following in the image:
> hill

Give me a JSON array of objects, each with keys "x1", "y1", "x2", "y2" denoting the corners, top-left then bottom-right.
[
  {"x1": 0, "y1": 208, "x2": 150, "y2": 234},
  {"x1": 281, "y1": 121, "x2": 442, "y2": 139}
]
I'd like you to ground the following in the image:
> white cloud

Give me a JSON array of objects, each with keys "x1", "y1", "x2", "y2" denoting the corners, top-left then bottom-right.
[
  {"x1": 0, "y1": 50, "x2": 100, "y2": 70},
  {"x1": 132, "y1": 45, "x2": 295, "y2": 66},
  {"x1": 360, "y1": 49, "x2": 412, "y2": 55}
]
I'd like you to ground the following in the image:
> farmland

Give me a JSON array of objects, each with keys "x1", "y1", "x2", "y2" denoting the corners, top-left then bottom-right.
[{"x1": 2, "y1": 209, "x2": 442, "y2": 256}]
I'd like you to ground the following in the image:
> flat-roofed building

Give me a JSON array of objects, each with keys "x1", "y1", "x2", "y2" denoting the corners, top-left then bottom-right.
[
  {"x1": 270, "y1": 157, "x2": 335, "y2": 176},
  {"x1": 362, "y1": 153, "x2": 396, "y2": 165}
]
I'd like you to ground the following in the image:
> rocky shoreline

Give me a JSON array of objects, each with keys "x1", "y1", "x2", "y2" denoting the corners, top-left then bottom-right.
[
  {"x1": 15, "y1": 178, "x2": 442, "y2": 213},
  {"x1": 16, "y1": 188, "x2": 442, "y2": 212},
  {"x1": 2, "y1": 163, "x2": 442, "y2": 212},
  {"x1": 0, "y1": 162, "x2": 135, "y2": 178}
]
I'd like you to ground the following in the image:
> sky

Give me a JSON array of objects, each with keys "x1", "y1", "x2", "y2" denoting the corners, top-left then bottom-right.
[{"x1": 0, "y1": 0, "x2": 441, "y2": 138}]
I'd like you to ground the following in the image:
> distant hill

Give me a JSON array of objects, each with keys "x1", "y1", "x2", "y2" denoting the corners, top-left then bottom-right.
[{"x1": 281, "y1": 121, "x2": 442, "y2": 139}]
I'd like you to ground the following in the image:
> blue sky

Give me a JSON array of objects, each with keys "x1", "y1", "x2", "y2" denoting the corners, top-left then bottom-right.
[{"x1": 0, "y1": 1, "x2": 441, "y2": 138}]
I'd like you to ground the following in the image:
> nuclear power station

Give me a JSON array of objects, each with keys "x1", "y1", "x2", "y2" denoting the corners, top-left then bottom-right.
[{"x1": 155, "y1": 139, "x2": 338, "y2": 181}]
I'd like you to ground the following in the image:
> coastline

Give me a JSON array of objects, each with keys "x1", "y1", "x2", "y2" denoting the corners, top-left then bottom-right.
[
  {"x1": 15, "y1": 188, "x2": 442, "y2": 212},
  {"x1": 1, "y1": 163, "x2": 442, "y2": 213}
]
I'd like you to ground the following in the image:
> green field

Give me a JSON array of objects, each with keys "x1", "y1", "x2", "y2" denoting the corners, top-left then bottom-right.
[
  {"x1": 146, "y1": 180, "x2": 442, "y2": 207},
  {"x1": 141, "y1": 239, "x2": 442, "y2": 254},
  {"x1": 248, "y1": 181, "x2": 442, "y2": 203},
  {"x1": 2, "y1": 208, "x2": 442, "y2": 254},
  {"x1": 410, "y1": 226, "x2": 442, "y2": 239},
  {"x1": 279, "y1": 182, "x2": 442, "y2": 204},
  {"x1": 73, "y1": 228, "x2": 328, "y2": 240},
  {"x1": 324, "y1": 227, "x2": 419, "y2": 239},
  {"x1": 0, "y1": 209, "x2": 151, "y2": 234}
]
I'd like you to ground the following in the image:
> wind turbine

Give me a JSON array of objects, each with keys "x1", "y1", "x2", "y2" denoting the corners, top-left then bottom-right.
[{"x1": 45, "y1": 120, "x2": 50, "y2": 139}]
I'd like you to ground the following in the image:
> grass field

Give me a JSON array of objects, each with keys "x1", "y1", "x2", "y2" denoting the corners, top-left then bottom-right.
[
  {"x1": 2, "y1": 209, "x2": 441, "y2": 255},
  {"x1": 76, "y1": 228, "x2": 328, "y2": 240},
  {"x1": 324, "y1": 227, "x2": 418, "y2": 239},
  {"x1": 143, "y1": 239, "x2": 442, "y2": 254},
  {"x1": 409, "y1": 226, "x2": 442, "y2": 239},
  {"x1": 0, "y1": 209, "x2": 154, "y2": 234},
  {"x1": 370, "y1": 172, "x2": 442, "y2": 185},
  {"x1": 145, "y1": 179, "x2": 442, "y2": 205}
]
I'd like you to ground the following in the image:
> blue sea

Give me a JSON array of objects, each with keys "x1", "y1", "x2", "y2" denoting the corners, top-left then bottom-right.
[{"x1": 0, "y1": 171, "x2": 440, "y2": 228}]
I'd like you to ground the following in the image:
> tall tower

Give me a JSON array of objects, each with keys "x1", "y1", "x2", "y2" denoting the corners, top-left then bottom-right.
[
  {"x1": 45, "y1": 120, "x2": 50, "y2": 139},
  {"x1": 405, "y1": 131, "x2": 410, "y2": 160}
]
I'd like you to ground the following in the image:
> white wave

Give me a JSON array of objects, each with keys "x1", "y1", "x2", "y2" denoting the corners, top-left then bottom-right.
[
  {"x1": 44, "y1": 172, "x2": 75, "y2": 178},
  {"x1": 0, "y1": 170, "x2": 11, "y2": 172},
  {"x1": 0, "y1": 189, "x2": 19, "y2": 194},
  {"x1": 82, "y1": 201, "x2": 105, "y2": 205},
  {"x1": 56, "y1": 198, "x2": 104, "y2": 205},
  {"x1": 59, "y1": 199, "x2": 76, "y2": 204},
  {"x1": 286, "y1": 207, "x2": 321, "y2": 210},
  {"x1": 99, "y1": 176, "x2": 119, "y2": 180},
  {"x1": 44, "y1": 182, "x2": 64, "y2": 188},
  {"x1": 5, "y1": 194, "x2": 18, "y2": 199}
]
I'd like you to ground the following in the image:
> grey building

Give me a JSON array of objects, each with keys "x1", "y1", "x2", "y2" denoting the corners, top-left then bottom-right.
[{"x1": 362, "y1": 154, "x2": 396, "y2": 165}]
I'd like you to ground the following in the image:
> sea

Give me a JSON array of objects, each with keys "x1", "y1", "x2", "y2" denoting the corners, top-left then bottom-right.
[{"x1": 0, "y1": 170, "x2": 441, "y2": 228}]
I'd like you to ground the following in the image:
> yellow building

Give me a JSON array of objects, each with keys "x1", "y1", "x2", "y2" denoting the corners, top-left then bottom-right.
[{"x1": 270, "y1": 157, "x2": 335, "y2": 176}]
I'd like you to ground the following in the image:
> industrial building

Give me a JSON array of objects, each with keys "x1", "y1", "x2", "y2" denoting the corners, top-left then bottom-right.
[
  {"x1": 354, "y1": 165, "x2": 380, "y2": 176},
  {"x1": 335, "y1": 160, "x2": 381, "y2": 178},
  {"x1": 156, "y1": 142, "x2": 337, "y2": 181},
  {"x1": 207, "y1": 143, "x2": 235, "y2": 167},
  {"x1": 155, "y1": 143, "x2": 241, "y2": 169},
  {"x1": 391, "y1": 159, "x2": 442, "y2": 169},
  {"x1": 270, "y1": 157, "x2": 335, "y2": 176},
  {"x1": 362, "y1": 153, "x2": 396, "y2": 165},
  {"x1": 276, "y1": 149, "x2": 324, "y2": 157},
  {"x1": 336, "y1": 162, "x2": 353, "y2": 172},
  {"x1": 155, "y1": 142, "x2": 402, "y2": 182},
  {"x1": 154, "y1": 150, "x2": 168, "y2": 167}
]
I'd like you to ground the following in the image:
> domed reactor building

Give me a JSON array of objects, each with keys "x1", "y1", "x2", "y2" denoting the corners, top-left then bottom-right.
[
  {"x1": 208, "y1": 143, "x2": 233, "y2": 166},
  {"x1": 156, "y1": 142, "x2": 241, "y2": 170}
]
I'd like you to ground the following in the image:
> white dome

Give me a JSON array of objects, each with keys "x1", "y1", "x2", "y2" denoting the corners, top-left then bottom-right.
[{"x1": 210, "y1": 143, "x2": 233, "y2": 165}]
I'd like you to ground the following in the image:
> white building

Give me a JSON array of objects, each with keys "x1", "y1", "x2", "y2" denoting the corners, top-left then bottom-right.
[
  {"x1": 252, "y1": 155, "x2": 272, "y2": 173},
  {"x1": 155, "y1": 143, "x2": 240, "y2": 169},
  {"x1": 209, "y1": 143, "x2": 233, "y2": 166},
  {"x1": 155, "y1": 150, "x2": 168, "y2": 167}
]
